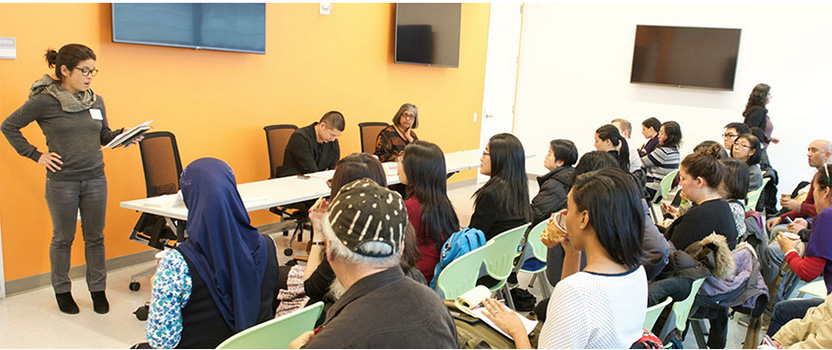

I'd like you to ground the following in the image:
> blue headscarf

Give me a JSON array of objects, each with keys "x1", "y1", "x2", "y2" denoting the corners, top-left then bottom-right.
[{"x1": 177, "y1": 158, "x2": 268, "y2": 332}]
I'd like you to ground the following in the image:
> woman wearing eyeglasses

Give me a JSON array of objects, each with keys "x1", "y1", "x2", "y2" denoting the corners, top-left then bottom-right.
[
  {"x1": 1, "y1": 44, "x2": 135, "y2": 314},
  {"x1": 730, "y1": 133, "x2": 763, "y2": 191},
  {"x1": 374, "y1": 103, "x2": 419, "y2": 162}
]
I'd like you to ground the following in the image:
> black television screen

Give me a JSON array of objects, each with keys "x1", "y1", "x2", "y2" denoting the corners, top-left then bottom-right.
[
  {"x1": 395, "y1": 3, "x2": 461, "y2": 67},
  {"x1": 112, "y1": 3, "x2": 266, "y2": 54},
  {"x1": 630, "y1": 25, "x2": 741, "y2": 90}
]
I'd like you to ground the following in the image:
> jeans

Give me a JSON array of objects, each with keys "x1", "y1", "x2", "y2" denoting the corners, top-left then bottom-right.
[
  {"x1": 766, "y1": 297, "x2": 824, "y2": 337},
  {"x1": 45, "y1": 177, "x2": 108, "y2": 293}
]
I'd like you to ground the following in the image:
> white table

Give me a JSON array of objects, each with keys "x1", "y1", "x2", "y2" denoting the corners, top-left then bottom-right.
[{"x1": 120, "y1": 149, "x2": 482, "y2": 222}]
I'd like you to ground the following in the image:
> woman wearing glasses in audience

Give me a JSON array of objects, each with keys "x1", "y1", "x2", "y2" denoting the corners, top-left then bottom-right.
[
  {"x1": 1, "y1": 44, "x2": 137, "y2": 314},
  {"x1": 483, "y1": 168, "x2": 647, "y2": 349},
  {"x1": 731, "y1": 133, "x2": 764, "y2": 191},
  {"x1": 471, "y1": 133, "x2": 532, "y2": 240},
  {"x1": 766, "y1": 164, "x2": 832, "y2": 340},
  {"x1": 374, "y1": 103, "x2": 419, "y2": 162}
]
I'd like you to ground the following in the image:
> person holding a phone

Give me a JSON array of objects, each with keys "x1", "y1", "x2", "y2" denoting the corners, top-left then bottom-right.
[{"x1": 766, "y1": 164, "x2": 832, "y2": 338}]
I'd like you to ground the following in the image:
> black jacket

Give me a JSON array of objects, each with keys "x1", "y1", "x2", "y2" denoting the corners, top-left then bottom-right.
[
  {"x1": 531, "y1": 166, "x2": 574, "y2": 227},
  {"x1": 277, "y1": 122, "x2": 340, "y2": 177}
]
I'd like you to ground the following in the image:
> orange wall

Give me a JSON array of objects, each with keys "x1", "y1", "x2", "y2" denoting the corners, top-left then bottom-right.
[{"x1": 0, "y1": 3, "x2": 489, "y2": 281}]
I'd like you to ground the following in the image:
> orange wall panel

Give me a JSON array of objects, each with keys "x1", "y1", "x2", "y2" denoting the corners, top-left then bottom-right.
[{"x1": 0, "y1": 3, "x2": 489, "y2": 281}]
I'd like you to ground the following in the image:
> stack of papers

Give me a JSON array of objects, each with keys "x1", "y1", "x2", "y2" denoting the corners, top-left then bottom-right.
[{"x1": 102, "y1": 120, "x2": 152, "y2": 149}]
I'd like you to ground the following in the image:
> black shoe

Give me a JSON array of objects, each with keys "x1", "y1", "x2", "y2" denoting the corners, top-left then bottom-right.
[
  {"x1": 91, "y1": 291, "x2": 110, "y2": 314},
  {"x1": 56, "y1": 292, "x2": 79, "y2": 314}
]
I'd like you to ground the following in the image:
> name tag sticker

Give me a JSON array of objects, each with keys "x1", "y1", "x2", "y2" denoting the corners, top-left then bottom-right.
[{"x1": 90, "y1": 109, "x2": 103, "y2": 120}]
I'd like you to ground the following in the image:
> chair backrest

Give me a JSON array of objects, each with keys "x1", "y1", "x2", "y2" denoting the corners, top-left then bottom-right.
[
  {"x1": 522, "y1": 220, "x2": 548, "y2": 266},
  {"x1": 358, "y1": 122, "x2": 389, "y2": 154},
  {"x1": 139, "y1": 131, "x2": 184, "y2": 197},
  {"x1": 216, "y1": 301, "x2": 324, "y2": 349},
  {"x1": 658, "y1": 169, "x2": 680, "y2": 200},
  {"x1": 644, "y1": 296, "x2": 673, "y2": 330},
  {"x1": 745, "y1": 177, "x2": 771, "y2": 211},
  {"x1": 264, "y1": 124, "x2": 298, "y2": 179},
  {"x1": 483, "y1": 223, "x2": 531, "y2": 290},
  {"x1": 673, "y1": 277, "x2": 706, "y2": 332},
  {"x1": 435, "y1": 242, "x2": 491, "y2": 299}
]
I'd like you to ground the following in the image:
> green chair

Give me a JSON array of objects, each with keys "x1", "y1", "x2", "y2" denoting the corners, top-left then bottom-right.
[
  {"x1": 649, "y1": 169, "x2": 679, "y2": 223},
  {"x1": 644, "y1": 296, "x2": 673, "y2": 330},
  {"x1": 745, "y1": 177, "x2": 771, "y2": 211},
  {"x1": 216, "y1": 301, "x2": 324, "y2": 349},
  {"x1": 657, "y1": 277, "x2": 706, "y2": 341},
  {"x1": 435, "y1": 242, "x2": 491, "y2": 299},
  {"x1": 483, "y1": 223, "x2": 531, "y2": 310},
  {"x1": 518, "y1": 220, "x2": 551, "y2": 298},
  {"x1": 797, "y1": 279, "x2": 827, "y2": 298}
]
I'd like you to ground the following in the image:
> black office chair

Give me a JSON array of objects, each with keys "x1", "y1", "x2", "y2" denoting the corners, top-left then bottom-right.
[
  {"x1": 128, "y1": 131, "x2": 186, "y2": 291},
  {"x1": 358, "y1": 122, "x2": 389, "y2": 155},
  {"x1": 264, "y1": 124, "x2": 311, "y2": 256}
]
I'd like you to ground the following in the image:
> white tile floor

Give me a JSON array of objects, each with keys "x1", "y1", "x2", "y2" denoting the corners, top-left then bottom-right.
[{"x1": 0, "y1": 178, "x2": 759, "y2": 348}]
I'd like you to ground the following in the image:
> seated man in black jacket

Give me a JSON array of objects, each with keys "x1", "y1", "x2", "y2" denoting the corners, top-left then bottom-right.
[
  {"x1": 530, "y1": 139, "x2": 577, "y2": 227},
  {"x1": 290, "y1": 179, "x2": 458, "y2": 349},
  {"x1": 277, "y1": 111, "x2": 344, "y2": 177}
]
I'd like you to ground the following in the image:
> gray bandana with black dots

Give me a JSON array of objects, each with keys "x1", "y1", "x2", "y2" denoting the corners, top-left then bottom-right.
[{"x1": 326, "y1": 178, "x2": 407, "y2": 257}]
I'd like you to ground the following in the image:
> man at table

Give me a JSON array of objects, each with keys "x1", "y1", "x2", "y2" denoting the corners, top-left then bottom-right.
[{"x1": 278, "y1": 111, "x2": 344, "y2": 177}]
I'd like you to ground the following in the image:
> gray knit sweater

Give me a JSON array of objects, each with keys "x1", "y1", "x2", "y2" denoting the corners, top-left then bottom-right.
[{"x1": 2, "y1": 94, "x2": 121, "y2": 181}]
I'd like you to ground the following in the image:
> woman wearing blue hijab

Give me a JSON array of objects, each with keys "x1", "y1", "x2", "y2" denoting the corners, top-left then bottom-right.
[{"x1": 144, "y1": 158, "x2": 280, "y2": 349}]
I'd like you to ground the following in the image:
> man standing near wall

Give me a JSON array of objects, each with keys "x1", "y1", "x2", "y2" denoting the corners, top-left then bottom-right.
[{"x1": 278, "y1": 111, "x2": 344, "y2": 177}]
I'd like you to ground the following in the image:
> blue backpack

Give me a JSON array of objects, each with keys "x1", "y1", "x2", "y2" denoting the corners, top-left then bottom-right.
[{"x1": 429, "y1": 227, "x2": 487, "y2": 289}]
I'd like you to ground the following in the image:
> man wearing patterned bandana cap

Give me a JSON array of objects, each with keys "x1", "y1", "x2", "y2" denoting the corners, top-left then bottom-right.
[{"x1": 290, "y1": 178, "x2": 459, "y2": 349}]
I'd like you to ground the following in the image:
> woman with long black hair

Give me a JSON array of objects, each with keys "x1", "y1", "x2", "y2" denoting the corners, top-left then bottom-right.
[
  {"x1": 594, "y1": 124, "x2": 631, "y2": 172},
  {"x1": 397, "y1": 140, "x2": 460, "y2": 281},
  {"x1": 471, "y1": 133, "x2": 532, "y2": 240}
]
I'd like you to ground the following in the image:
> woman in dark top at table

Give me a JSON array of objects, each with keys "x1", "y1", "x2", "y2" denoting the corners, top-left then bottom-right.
[
  {"x1": 374, "y1": 103, "x2": 419, "y2": 162},
  {"x1": 470, "y1": 133, "x2": 531, "y2": 240},
  {"x1": 398, "y1": 140, "x2": 460, "y2": 281},
  {"x1": 664, "y1": 153, "x2": 739, "y2": 251},
  {"x1": 1, "y1": 44, "x2": 136, "y2": 314}
]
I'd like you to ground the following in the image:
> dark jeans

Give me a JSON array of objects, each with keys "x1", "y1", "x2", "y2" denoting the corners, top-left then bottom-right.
[
  {"x1": 45, "y1": 177, "x2": 108, "y2": 293},
  {"x1": 766, "y1": 297, "x2": 824, "y2": 337},
  {"x1": 648, "y1": 276, "x2": 694, "y2": 306}
]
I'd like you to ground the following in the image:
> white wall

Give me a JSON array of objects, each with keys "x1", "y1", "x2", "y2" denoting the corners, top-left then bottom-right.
[{"x1": 515, "y1": 2, "x2": 832, "y2": 192}]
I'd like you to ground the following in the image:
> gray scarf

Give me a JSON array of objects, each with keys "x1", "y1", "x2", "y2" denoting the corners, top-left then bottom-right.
[{"x1": 29, "y1": 74, "x2": 96, "y2": 113}]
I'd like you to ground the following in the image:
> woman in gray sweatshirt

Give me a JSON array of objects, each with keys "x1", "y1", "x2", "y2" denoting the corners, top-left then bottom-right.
[{"x1": 2, "y1": 44, "x2": 133, "y2": 314}]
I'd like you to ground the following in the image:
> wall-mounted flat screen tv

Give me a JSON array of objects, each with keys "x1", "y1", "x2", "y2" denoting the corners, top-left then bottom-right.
[
  {"x1": 395, "y1": 3, "x2": 461, "y2": 67},
  {"x1": 112, "y1": 3, "x2": 266, "y2": 54},
  {"x1": 630, "y1": 25, "x2": 741, "y2": 90}
]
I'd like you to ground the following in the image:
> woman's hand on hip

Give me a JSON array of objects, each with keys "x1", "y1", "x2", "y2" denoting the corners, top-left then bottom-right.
[{"x1": 38, "y1": 152, "x2": 63, "y2": 172}]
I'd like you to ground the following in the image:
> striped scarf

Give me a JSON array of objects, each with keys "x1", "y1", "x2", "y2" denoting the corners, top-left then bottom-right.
[{"x1": 29, "y1": 74, "x2": 96, "y2": 113}]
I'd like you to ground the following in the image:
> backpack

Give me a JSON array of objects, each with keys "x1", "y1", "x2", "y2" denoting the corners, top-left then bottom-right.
[{"x1": 429, "y1": 228, "x2": 486, "y2": 289}]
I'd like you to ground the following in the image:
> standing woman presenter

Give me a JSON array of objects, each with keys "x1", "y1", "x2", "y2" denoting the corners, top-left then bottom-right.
[{"x1": 2, "y1": 44, "x2": 136, "y2": 314}]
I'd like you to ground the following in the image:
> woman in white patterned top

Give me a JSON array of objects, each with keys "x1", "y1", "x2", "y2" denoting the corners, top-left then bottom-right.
[{"x1": 482, "y1": 168, "x2": 648, "y2": 349}]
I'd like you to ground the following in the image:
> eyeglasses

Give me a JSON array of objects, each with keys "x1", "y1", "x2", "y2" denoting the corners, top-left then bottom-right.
[
  {"x1": 722, "y1": 133, "x2": 738, "y2": 140},
  {"x1": 401, "y1": 113, "x2": 416, "y2": 120},
  {"x1": 482, "y1": 150, "x2": 490, "y2": 157},
  {"x1": 74, "y1": 67, "x2": 99, "y2": 77},
  {"x1": 733, "y1": 143, "x2": 752, "y2": 149}
]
